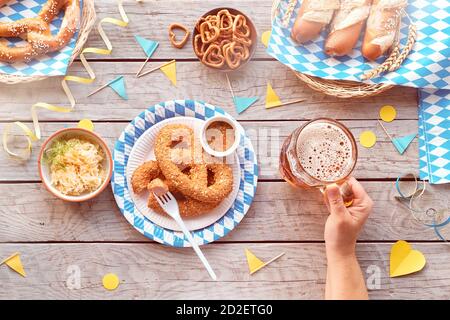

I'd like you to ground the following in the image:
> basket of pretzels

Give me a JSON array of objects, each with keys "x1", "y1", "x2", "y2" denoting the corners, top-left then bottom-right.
[
  {"x1": 271, "y1": 0, "x2": 416, "y2": 98},
  {"x1": 0, "y1": 0, "x2": 96, "y2": 85}
]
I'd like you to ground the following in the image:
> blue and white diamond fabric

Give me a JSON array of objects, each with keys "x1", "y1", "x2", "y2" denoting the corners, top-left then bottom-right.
[
  {"x1": 267, "y1": 0, "x2": 449, "y2": 89},
  {"x1": 419, "y1": 89, "x2": 450, "y2": 184},
  {"x1": 0, "y1": 0, "x2": 82, "y2": 76},
  {"x1": 111, "y1": 100, "x2": 259, "y2": 247}
]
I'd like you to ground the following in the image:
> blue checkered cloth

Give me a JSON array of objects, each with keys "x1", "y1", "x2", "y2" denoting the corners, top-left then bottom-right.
[
  {"x1": 419, "y1": 89, "x2": 450, "y2": 184},
  {"x1": 111, "y1": 100, "x2": 259, "y2": 247},
  {"x1": 267, "y1": 0, "x2": 450, "y2": 89},
  {"x1": 0, "y1": 0, "x2": 81, "y2": 76}
]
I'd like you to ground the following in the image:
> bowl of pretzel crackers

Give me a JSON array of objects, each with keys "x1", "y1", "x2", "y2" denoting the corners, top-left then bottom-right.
[{"x1": 193, "y1": 8, "x2": 257, "y2": 72}]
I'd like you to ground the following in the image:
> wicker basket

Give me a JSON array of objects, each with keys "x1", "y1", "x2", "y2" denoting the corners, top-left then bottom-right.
[
  {"x1": 271, "y1": 0, "x2": 394, "y2": 98},
  {"x1": 0, "y1": 0, "x2": 97, "y2": 85}
]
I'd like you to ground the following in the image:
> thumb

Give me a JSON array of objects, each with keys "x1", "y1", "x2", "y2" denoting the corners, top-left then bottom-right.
[{"x1": 325, "y1": 184, "x2": 347, "y2": 217}]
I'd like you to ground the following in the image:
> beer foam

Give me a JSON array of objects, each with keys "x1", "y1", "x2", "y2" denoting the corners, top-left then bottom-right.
[{"x1": 296, "y1": 122, "x2": 354, "y2": 182}]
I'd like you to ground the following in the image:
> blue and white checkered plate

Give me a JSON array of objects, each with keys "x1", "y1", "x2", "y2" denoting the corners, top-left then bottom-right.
[{"x1": 111, "y1": 100, "x2": 259, "y2": 247}]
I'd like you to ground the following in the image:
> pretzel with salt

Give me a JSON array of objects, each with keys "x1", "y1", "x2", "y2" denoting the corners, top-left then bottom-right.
[{"x1": 0, "y1": 0, "x2": 79, "y2": 63}]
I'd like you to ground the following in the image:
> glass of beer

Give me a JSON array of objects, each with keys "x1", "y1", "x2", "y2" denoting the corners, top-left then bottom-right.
[{"x1": 279, "y1": 118, "x2": 358, "y2": 205}]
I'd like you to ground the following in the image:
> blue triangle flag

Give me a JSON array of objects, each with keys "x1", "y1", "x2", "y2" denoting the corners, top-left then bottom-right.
[
  {"x1": 392, "y1": 133, "x2": 416, "y2": 155},
  {"x1": 107, "y1": 76, "x2": 128, "y2": 100},
  {"x1": 134, "y1": 35, "x2": 159, "y2": 57},
  {"x1": 233, "y1": 96, "x2": 258, "y2": 114}
]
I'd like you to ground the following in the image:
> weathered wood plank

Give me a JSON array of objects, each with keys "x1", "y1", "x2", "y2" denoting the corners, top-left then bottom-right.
[
  {"x1": 87, "y1": 0, "x2": 273, "y2": 60},
  {"x1": 0, "y1": 61, "x2": 419, "y2": 122},
  {"x1": 0, "y1": 120, "x2": 419, "y2": 181},
  {"x1": 0, "y1": 243, "x2": 449, "y2": 299},
  {"x1": 0, "y1": 181, "x2": 447, "y2": 242}
]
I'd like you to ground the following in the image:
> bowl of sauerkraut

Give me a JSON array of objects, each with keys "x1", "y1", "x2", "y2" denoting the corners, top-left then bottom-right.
[{"x1": 38, "y1": 128, "x2": 112, "y2": 202}]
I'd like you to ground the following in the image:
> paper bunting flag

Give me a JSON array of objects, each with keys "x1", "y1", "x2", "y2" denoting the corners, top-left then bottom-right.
[
  {"x1": 245, "y1": 249, "x2": 265, "y2": 274},
  {"x1": 134, "y1": 35, "x2": 159, "y2": 76},
  {"x1": 135, "y1": 35, "x2": 159, "y2": 57},
  {"x1": 265, "y1": 83, "x2": 282, "y2": 109},
  {"x1": 377, "y1": 120, "x2": 416, "y2": 155},
  {"x1": 138, "y1": 60, "x2": 177, "y2": 86},
  {"x1": 265, "y1": 83, "x2": 305, "y2": 109},
  {"x1": 392, "y1": 134, "x2": 417, "y2": 155},
  {"x1": 108, "y1": 76, "x2": 128, "y2": 100},
  {"x1": 245, "y1": 249, "x2": 285, "y2": 275},
  {"x1": 234, "y1": 97, "x2": 259, "y2": 114},
  {"x1": 1, "y1": 252, "x2": 26, "y2": 277},
  {"x1": 225, "y1": 74, "x2": 258, "y2": 114},
  {"x1": 160, "y1": 60, "x2": 177, "y2": 86},
  {"x1": 88, "y1": 76, "x2": 128, "y2": 100},
  {"x1": 390, "y1": 240, "x2": 426, "y2": 277},
  {"x1": 261, "y1": 30, "x2": 271, "y2": 47}
]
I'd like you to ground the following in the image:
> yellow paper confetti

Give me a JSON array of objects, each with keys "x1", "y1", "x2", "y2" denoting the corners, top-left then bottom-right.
[
  {"x1": 2, "y1": 0, "x2": 130, "y2": 160},
  {"x1": 261, "y1": 30, "x2": 271, "y2": 47},
  {"x1": 390, "y1": 240, "x2": 426, "y2": 277},
  {"x1": 103, "y1": 273, "x2": 120, "y2": 291},
  {"x1": 359, "y1": 131, "x2": 377, "y2": 148},
  {"x1": 1, "y1": 252, "x2": 26, "y2": 277},
  {"x1": 265, "y1": 83, "x2": 283, "y2": 109},
  {"x1": 77, "y1": 119, "x2": 95, "y2": 131},
  {"x1": 380, "y1": 105, "x2": 397, "y2": 122}
]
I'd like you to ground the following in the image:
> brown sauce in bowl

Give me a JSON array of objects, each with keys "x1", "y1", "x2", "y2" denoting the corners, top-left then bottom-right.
[{"x1": 205, "y1": 121, "x2": 235, "y2": 152}]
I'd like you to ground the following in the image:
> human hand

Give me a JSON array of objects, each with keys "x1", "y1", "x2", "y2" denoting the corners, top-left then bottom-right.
[{"x1": 323, "y1": 177, "x2": 373, "y2": 259}]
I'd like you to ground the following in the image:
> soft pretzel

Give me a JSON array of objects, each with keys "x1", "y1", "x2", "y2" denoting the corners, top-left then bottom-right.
[
  {"x1": 0, "y1": 0, "x2": 67, "y2": 37},
  {"x1": 154, "y1": 124, "x2": 233, "y2": 204},
  {"x1": 0, "y1": 0, "x2": 79, "y2": 63}
]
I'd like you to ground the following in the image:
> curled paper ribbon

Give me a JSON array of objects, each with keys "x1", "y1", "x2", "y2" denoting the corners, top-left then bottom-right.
[
  {"x1": 63, "y1": 0, "x2": 130, "y2": 103},
  {"x1": 2, "y1": 0, "x2": 130, "y2": 160},
  {"x1": 2, "y1": 103, "x2": 72, "y2": 160},
  {"x1": 395, "y1": 172, "x2": 450, "y2": 241}
]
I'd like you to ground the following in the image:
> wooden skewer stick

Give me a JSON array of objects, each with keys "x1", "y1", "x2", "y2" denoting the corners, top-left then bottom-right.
[
  {"x1": 138, "y1": 60, "x2": 175, "y2": 78},
  {"x1": 251, "y1": 252, "x2": 286, "y2": 275},
  {"x1": 87, "y1": 82, "x2": 111, "y2": 98},
  {"x1": 275, "y1": 98, "x2": 305, "y2": 108},
  {"x1": 135, "y1": 54, "x2": 151, "y2": 77},
  {"x1": 225, "y1": 74, "x2": 235, "y2": 99},
  {"x1": 377, "y1": 119, "x2": 394, "y2": 142}
]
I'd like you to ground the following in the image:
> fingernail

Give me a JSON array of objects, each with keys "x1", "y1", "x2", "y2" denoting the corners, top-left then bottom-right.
[{"x1": 326, "y1": 184, "x2": 340, "y2": 200}]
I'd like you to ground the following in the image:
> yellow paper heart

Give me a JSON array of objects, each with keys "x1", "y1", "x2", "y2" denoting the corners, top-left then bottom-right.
[{"x1": 390, "y1": 240, "x2": 426, "y2": 277}]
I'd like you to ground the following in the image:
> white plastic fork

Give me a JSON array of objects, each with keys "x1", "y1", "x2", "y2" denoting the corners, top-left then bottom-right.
[{"x1": 153, "y1": 191, "x2": 217, "y2": 281}]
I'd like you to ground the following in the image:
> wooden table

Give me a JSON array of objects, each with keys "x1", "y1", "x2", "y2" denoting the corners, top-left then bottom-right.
[{"x1": 1, "y1": 0, "x2": 449, "y2": 300}]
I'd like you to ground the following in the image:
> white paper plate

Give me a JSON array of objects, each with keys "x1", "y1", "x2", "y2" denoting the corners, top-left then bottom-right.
[{"x1": 126, "y1": 117, "x2": 241, "y2": 231}]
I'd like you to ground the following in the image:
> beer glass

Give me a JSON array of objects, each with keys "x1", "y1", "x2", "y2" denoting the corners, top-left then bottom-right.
[{"x1": 279, "y1": 118, "x2": 358, "y2": 206}]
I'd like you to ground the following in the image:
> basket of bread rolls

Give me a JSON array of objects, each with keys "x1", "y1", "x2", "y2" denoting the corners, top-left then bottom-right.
[
  {"x1": 0, "y1": 0, "x2": 96, "y2": 85},
  {"x1": 272, "y1": 0, "x2": 416, "y2": 98}
]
